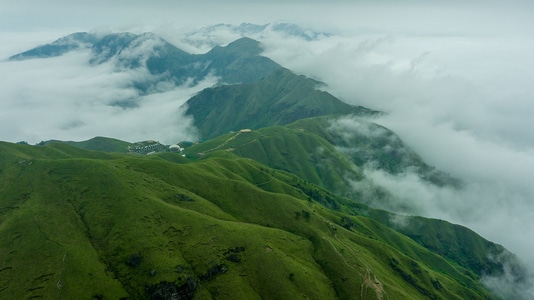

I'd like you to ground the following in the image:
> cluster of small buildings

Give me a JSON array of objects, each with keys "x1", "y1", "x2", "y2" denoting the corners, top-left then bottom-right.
[
  {"x1": 126, "y1": 130, "x2": 252, "y2": 156},
  {"x1": 128, "y1": 140, "x2": 184, "y2": 155}
]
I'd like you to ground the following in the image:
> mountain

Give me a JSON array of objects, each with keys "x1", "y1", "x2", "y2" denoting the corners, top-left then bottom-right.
[
  {"x1": 183, "y1": 115, "x2": 461, "y2": 215},
  {"x1": 3, "y1": 30, "x2": 530, "y2": 299},
  {"x1": 7, "y1": 23, "x2": 330, "y2": 92},
  {"x1": 194, "y1": 37, "x2": 280, "y2": 85},
  {"x1": 9, "y1": 33, "x2": 281, "y2": 90},
  {"x1": 185, "y1": 67, "x2": 374, "y2": 140},
  {"x1": 183, "y1": 22, "x2": 331, "y2": 49},
  {"x1": 10, "y1": 32, "x2": 155, "y2": 63},
  {"x1": 0, "y1": 141, "x2": 521, "y2": 299},
  {"x1": 270, "y1": 22, "x2": 331, "y2": 40},
  {"x1": 287, "y1": 116, "x2": 460, "y2": 185}
]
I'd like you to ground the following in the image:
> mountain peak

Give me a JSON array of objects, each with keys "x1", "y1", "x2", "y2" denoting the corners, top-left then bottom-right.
[
  {"x1": 225, "y1": 37, "x2": 262, "y2": 55},
  {"x1": 184, "y1": 67, "x2": 366, "y2": 139},
  {"x1": 206, "y1": 36, "x2": 263, "y2": 58},
  {"x1": 9, "y1": 32, "x2": 280, "y2": 88},
  {"x1": 9, "y1": 32, "x2": 93, "y2": 60}
]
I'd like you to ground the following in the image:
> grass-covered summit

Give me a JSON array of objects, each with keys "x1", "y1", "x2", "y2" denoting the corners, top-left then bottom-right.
[{"x1": 185, "y1": 68, "x2": 373, "y2": 140}]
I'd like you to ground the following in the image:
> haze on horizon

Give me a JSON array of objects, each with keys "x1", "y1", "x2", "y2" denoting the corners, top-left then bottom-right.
[{"x1": 1, "y1": 1, "x2": 534, "y2": 298}]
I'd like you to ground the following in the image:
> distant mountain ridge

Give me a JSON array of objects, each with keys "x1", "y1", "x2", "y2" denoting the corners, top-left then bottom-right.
[
  {"x1": 10, "y1": 33, "x2": 281, "y2": 89},
  {"x1": 8, "y1": 22, "x2": 330, "y2": 86},
  {"x1": 184, "y1": 22, "x2": 331, "y2": 44},
  {"x1": 9, "y1": 30, "x2": 365, "y2": 129},
  {"x1": 8, "y1": 30, "x2": 452, "y2": 193},
  {"x1": 10, "y1": 30, "x2": 380, "y2": 145}
]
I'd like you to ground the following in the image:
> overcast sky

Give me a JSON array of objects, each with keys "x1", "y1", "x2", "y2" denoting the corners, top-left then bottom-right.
[{"x1": 1, "y1": 1, "x2": 534, "y2": 297}]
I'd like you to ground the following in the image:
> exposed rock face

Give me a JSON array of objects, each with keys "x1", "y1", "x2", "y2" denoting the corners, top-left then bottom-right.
[
  {"x1": 224, "y1": 246, "x2": 246, "y2": 263},
  {"x1": 147, "y1": 278, "x2": 197, "y2": 300},
  {"x1": 199, "y1": 264, "x2": 228, "y2": 281}
]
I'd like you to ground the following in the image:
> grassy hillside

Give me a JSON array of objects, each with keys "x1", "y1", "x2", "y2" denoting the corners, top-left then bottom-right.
[
  {"x1": 0, "y1": 141, "x2": 519, "y2": 299},
  {"x1": 185, "y1": 68, "x2": 373, "y2": 140},
  {"x1": 288, "y1": 117, "x2": 438, "y2": 176},
  {"x1": 184, "y1": 115, "x2": 459, "y2": 207},
  {"x1": 42, "y1": 136, "x2": 134, "y2": 153},
  {"x1": 184, "y1": 126, "x2": 362, "y2": 198},
  {"x1": 198, "y1": 37, "x2": 281, "y2": 84}
]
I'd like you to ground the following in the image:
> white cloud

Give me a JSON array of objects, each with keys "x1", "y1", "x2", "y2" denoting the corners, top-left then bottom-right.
[
  {"x1": 482, "y1": 253, "x2": 534, "y2": 300},
  {"x1": 0, "y1": 48, "x2": 215, "y2": 144}
]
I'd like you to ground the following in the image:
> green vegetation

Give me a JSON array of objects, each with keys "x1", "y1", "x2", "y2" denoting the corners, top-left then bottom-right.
[
  {"x1": 199, "y1": 37, "x2": 281, "y2": 84},
  {"x1": 4, "y1": 33, "x2": 525, "y2": 299},
  {"x1": 0, "y1": 141, "x2": 517, "y2": 299},
  {"x1": 43, "y1": 136, "x2": 134, "y2": 153},
  {"x1": 287, "y1": 116, "x2": 459, "y2": 185},
  {"x1": 185, "y1": 68, "x2": 373, "y2": 140},
  {"x1": 184, "y1": 115, "x2": 459, "y2": 207},
  {"x1": 185, "y1": 125, "x2": 362, "y2": 198}
]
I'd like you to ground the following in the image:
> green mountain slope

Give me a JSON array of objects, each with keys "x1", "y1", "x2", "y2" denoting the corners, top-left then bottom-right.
[
  {"x1": 0, "y1": 141, "x2": 520, "y2": 299},
  {"x1": 185, "y1": 125, "x2": 362, "y2": 199},
  {"x1": 185, "y1": 68, "x2": 373, "y2": 140},
  {"x1": 287, "y1": 116, "x2": 460, "y2": 186},
  {"x1": 184, "y1": 115, "x2": 458, "y2": 205},
  {"x1": 42, "y1": 136, "x2": 134, "y2": 153},
  {"x1": 198, "y1": 37, "x2": 281, "y2": 84}
]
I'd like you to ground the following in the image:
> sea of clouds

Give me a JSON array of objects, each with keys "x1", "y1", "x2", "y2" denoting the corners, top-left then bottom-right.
[
  {"x1": 0, "y1": 40, "x2": 216, "y2": 144},
  {"x1": 1, "y1": 1, "x2": 533, "y2": 297}
]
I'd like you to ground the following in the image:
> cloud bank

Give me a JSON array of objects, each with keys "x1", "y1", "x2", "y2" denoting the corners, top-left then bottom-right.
[
  {"x1": 254, "y1": 13, "x2": 534, "y2": 262},
  {"x1": 0, "y1": 47, "x2": 214, "y2": 144}
]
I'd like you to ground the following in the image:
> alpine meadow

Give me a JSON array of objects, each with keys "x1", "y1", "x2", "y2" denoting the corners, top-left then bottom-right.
[{"x1": 1, "y1": 1, "x2": 534, "y2": 299}]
